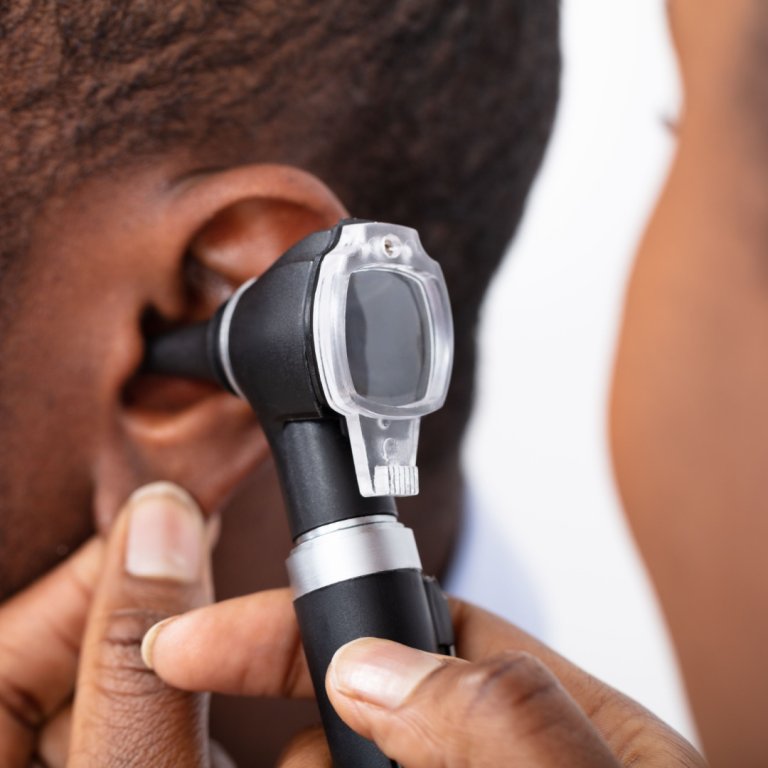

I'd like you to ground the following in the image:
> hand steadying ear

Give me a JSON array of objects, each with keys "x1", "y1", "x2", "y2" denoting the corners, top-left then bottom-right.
[
  {"x1": 68, "y1": 483, "x2": 217, "y2": 766},
  {"x1": 0, "y1": 482, "x2": 238, "y2": 768}
]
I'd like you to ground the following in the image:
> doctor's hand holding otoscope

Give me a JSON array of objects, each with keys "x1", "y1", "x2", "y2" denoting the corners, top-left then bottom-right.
[
  {"x1": 137, "y1": 219, "x2": 702, "y2": 768},
  {"x1": 12, "y1": 220, "x2": 701, "y2": 767},
  {"x1": 143, "y1": 219, "x2": 455, "y2": 767}
]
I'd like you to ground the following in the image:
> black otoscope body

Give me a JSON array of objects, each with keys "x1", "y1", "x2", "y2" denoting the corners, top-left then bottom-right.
[{"x1": 145, "y1": 219, "x2": 455, "y2": 768}]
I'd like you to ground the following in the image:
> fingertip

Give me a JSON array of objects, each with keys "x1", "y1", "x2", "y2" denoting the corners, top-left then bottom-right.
[
  {"x1": 327, "y1": 638, "x2": 444, "y2": 710},
  {"x1": 139, "y1": 609, "x2": 211, "y2": 689},
  {"x1": 140, "y1": 615, "x2": 179, "y2": 670}
]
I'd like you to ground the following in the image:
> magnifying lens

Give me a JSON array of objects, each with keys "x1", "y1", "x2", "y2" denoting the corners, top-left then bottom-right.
[{"x1": 145, "y1": 219, "x2": 455, "y2": 768}]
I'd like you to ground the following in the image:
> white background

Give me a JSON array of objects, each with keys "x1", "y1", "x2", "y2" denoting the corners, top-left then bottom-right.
[{"x1": 462, "y1": 0, "x2": 698, "y2": 742}]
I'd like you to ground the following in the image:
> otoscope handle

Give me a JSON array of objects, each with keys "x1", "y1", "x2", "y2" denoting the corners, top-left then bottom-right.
[
  {"x1": 271, "y1": 419, "x2": 455, "y2": 766},
  {"x1": 287, "y1": 520, "x2": 454, "y2": 768}
]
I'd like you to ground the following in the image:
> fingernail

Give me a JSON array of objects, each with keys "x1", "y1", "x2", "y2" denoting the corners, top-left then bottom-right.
[
  {"x1": 329, "y1": 638, "x2": 443, "y2": 709},
  {"x1": 125, "y1": 482, "x2": 205, "y2": 583},
  {"x1": 141, "y1": 616, "x2": 177, "y2": 670}
]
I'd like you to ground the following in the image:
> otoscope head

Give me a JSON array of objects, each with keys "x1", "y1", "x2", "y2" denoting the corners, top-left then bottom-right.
[
  {"x1": 143, "y1": 220, "x2": 454, "y2": 499},
  {"x1": 310, "y1": 222, "x2": 453, "y2": 495}
]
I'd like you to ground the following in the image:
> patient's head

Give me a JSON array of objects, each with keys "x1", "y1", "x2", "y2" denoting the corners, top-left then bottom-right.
[{"x1": 0, "y1": 1, "x2": 560, "y2": 597}]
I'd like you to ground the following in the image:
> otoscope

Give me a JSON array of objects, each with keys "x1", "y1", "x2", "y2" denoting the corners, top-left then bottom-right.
[{"x1": 144, "y1": 219, "x2": 455, "y2": 768}]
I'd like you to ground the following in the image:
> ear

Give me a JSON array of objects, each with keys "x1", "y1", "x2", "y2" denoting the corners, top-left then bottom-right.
[{"x1": 92, "y1": 164, "x2": 347, "y2": 530}]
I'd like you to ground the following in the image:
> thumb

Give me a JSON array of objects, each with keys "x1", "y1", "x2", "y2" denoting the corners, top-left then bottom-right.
[
  {"x1": 326, "y1": 638, "x2": 621, "y2": 768},
  {"x1": 68, "y1": 482, "x2": 215, "y2": 767}
]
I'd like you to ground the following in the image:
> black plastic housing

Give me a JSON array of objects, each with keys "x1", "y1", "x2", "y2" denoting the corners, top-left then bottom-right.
[
  {"x1": 226, "y1": 227, "x2": 334, "y2": 422},
  {"x1": 141, "y1": 318, "x2": 220, "y2": 385},
  {"x1": 266, "y1": 420, "x2": 396, "y2": 539},
  {"x1": 141, "y1": 220, "x2": 398, "y2": 538},
  {"x1": 294, "y1": 570, "x2": 442, "y2": 768},
  {"x1": 222, "y1": 223, "x2": 397, "y2": 539}
]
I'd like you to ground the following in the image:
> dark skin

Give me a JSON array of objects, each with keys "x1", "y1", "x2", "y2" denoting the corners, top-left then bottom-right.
[
  {"x1": 7, "y1": 2, "x2": 763, "y2": 765},
  {"x1": 1, "y1": 1, "x2": 556, "y2": 764},
  {"x1": 0, "y1": 160, "x2": 462, "y2": 765},
  {"x1": 0, "y1": 160, "x2": 461, "y2": 598},
  {"x1": 60, "y1": 1, "x2": 768, "y2": 765},
  {"x1": 0, "y1": 23, "x2": 701, "y2": 768}
]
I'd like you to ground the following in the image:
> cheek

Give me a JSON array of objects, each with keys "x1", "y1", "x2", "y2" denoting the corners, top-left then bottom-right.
[
  {"x1": 0, "y1": 251, "x2": 142, "y2": 596},
  {"x1": 0, "y1": 334, "x2": 97, "y2": 597}
]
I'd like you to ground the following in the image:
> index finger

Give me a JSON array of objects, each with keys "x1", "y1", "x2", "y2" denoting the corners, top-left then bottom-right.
[
  {"x1": 145, "y1": 589, "x2": 700, "y2": 764},
  {"x1": 146, "y1": 590, "x2": 665, "y2": 719},
  {"x1": 142, "y1": 590, "x2": 598, "y2": 704},
  {"x1": 144, "y1": 589, "x2": 609, "y2": 703},
  {"x1": 142, "y1": 587, "x2": 313, "y2": 699},
  {"x1": 142, "y1": 589, "x2": 568, "y2": 698}
]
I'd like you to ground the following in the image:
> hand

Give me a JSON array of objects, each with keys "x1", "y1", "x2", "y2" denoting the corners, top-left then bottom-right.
[
  {"x1": 0, "y1": 532, "x2": 103, "y2": 766},
  {"x1": 142, "y1": 589, "x2": 706, "y2": 767},
  {"x1": 0, "y1": 481, "x2": 231, "y2": 767}
]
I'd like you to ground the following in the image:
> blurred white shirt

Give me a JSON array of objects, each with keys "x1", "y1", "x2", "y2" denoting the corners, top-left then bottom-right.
[{"x1": 442, "y1": 492, "x2": 547, "y2": 640}]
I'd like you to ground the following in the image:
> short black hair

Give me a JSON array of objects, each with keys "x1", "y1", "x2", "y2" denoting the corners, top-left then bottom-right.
[{"x1": 0, "y1": 0, "x2": 560, "y2": 454}]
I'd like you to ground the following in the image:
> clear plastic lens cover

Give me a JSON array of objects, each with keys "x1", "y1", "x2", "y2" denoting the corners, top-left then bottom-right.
[{"x1": 313, "y1": 222, "x2": 454, "y2": 497}]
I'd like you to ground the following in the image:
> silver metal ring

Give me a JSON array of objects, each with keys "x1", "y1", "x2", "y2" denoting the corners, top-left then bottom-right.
[
  {"x1": 218, "y1": 277, "x2": 257, "y2": 400},
  {"x1": 287, "y1": 519, "x2": 422, "y2": 599}
]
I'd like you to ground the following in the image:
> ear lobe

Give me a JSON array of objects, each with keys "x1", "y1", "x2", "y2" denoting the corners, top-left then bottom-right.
[
  {"x1": 93, "y1": 383, "x2": 270, "y2": 531},
  {"x1": 92, "y1": 164, "x2": 346, "y2": 529}
]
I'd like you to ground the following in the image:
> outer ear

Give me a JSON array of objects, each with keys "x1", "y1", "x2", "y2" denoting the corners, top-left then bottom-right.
[{"x1": 93, "y1": 164, "x2": 347, "y2": 530}]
